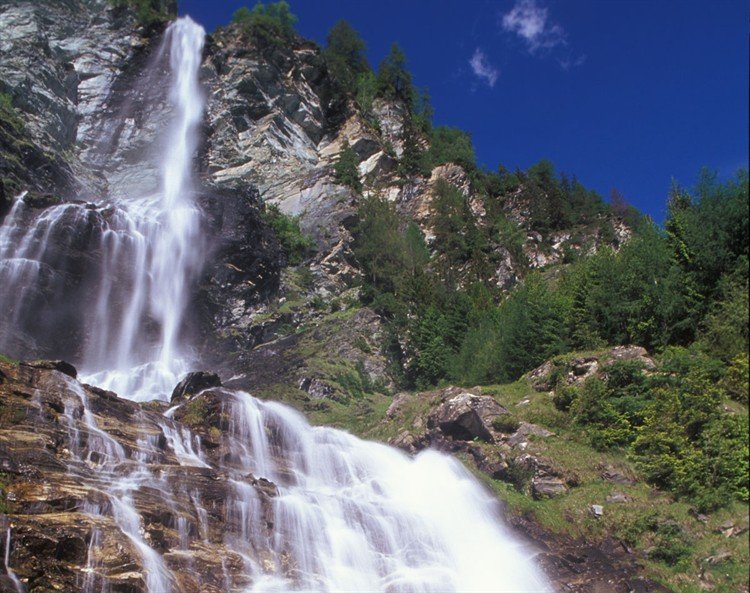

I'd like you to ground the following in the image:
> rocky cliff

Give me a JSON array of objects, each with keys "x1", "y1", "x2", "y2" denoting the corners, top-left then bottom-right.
[{"x1": 0, "y1": 0, "x2": 632, "y2": 384}]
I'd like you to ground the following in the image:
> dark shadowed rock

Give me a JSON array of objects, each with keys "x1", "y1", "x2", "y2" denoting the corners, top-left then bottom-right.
[
  {"x1": 23, "y1": 360, "x2": 77, "y2": 379},
  {"x1": 171, "y1": 371, "x2": 222, "y2": 403}
]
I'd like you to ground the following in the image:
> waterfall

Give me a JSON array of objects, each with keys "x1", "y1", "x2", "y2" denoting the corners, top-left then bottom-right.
[
  {"x1": 4, "y1": 527, "x2": 24, "y2": 593},
  {"x1": 0, "y1": 18, "x2": 207, "y2": 402},
  {"x1": 81, "y1": 18, "x2": 206, "y2": 401},
  {"x1": 216, "y1": 391, "x2": 552, "y2": 592},
  {"x1": 57, "y1": 373, "x2": 551, "y2": 592},
  {"x1": 0, "y1": 14, "x2": 554, "y2": 593}
]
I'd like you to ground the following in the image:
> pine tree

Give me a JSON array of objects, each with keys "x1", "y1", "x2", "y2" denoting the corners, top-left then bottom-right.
[
  {"x1": 334, "y1": 140, "x2": 362, "y2": 192},
  {"x1": 398, "y1": 119, "x2": 425, "y2": 177},
  {"x1": 376, "y1": 43, "x2": 413, "y2": 106},
  {"x1": 324, "y1": 20, "x2": 369, "y2": 89}
]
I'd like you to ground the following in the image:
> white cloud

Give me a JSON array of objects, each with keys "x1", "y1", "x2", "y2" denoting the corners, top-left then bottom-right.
[
  {"x1": 501, "y1": 0, "x2": 565, "y2": 53},
  {"x1": 469, "y1": 48, "x2": 499, "y2": 87},
  {"x1": 559, "y1": 53, "x2": 587, "y2": 71}
]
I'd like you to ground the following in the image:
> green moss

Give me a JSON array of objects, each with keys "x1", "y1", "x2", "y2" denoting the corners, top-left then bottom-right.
[
  {"x1": 181, "y1": 398, "x2": 207, "y2": 429},
  {"x1": 0, "y1": 353, "x2": 18, "y2": 365},
  {"x1": 0, "y1": 93, "x2": 24, "y2": 134},
  {"x1": 262, "y1": 204, "x2": 314, "y2": 265}
]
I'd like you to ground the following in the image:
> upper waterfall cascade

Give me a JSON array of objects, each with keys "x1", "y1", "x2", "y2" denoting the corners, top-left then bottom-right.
[
  {"x1": 0, "y1": 17, "x2": 206, "y2": 402},
  {"x1": 0, "y1": 16, "x2": 553, "y2": 593}
]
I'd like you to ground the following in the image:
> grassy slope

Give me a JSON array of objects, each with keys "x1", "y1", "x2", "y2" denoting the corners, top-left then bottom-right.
[{"x1": 267, "y1": 362, "x2": 748, "y2": 593}]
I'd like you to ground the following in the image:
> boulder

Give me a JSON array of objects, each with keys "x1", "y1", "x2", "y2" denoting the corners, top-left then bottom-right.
[
  {"x1": 298, "y1": 377, "x2": 334, "y2": 400},
  {"x1": 600, "y1": 464, "x2": 637, "y2": 485},
  {"x1": 170, "y1": 372, "x2": 222, "y2": 403},
  {"x1": 532, "y1": 477, "x2": 569, "y2": 499},
  {"x1": 606, "y1": 491, "x2": 631, "y2": 504},
  {"x1": 428, "y1": 392, "x2": 508, "y2": 442},
  {"x1": 507, "y1": 422, "x2": 554, "y2": 448},
  {"x1": 603, "y1": 345, "x2": 656, "y2": 370}
]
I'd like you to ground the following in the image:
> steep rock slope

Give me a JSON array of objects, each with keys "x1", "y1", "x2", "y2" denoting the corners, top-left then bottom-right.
[{"x1": 0, "y1": 359, "x2": 281, "y2": 593}]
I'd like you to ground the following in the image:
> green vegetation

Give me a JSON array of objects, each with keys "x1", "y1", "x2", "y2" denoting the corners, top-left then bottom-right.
[
  {"x1": 333, "y1": 140, "x2": 362, "y2": 192},
  {"x1": 108, "y1": 0, "x2": 173, "y2": 25},
  {"x1": 546, "y1": 352, "x2": 749, "y2": 510},
  {"x1": 351, "y1": 177, "x2": 608, "y2": 388},
  {"x1": 425, "y1": 126, "x2": 476, "y2": 171},
  {"x1": 180, "y1": 398, "x2": 207, "y2": 429},
  {"x1": 358, "y1": 372, "x2": 748, "y2": 593},
  {"x1": 0, "y1": 93, "x2": 27, "y2": 211},
  {"x1": 212, "y1": 10, "x2": 747, "y2": 590},
  {"x1": 324, "y1": 20, "x2": 370, "y2": 91},
  {"x1": 513, "y1": 159, "x2": 610, "y2": 232},
  {"x1": 0, "y1": 472, "x2": 10, "y2": 514},
  {"x1": 351, "y1": 171, "x2": 748, "y2": 477},
  {"x1": 0, "y1": 92, "x2": 24, "y2": 139},
  {"x1": 231, "y1": 1, "x2": 297, "y2": 47},
  {"x1": 375, "y1": 43, "x2": 413, "y2": 106},
  {"x1": 261, "y1": 203, "x2": 314, "y2": 265}
]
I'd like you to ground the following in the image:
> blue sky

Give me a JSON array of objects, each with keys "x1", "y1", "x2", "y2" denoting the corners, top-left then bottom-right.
[{"x1": 179, "y1": 0, "x2": 749, "y2": 222}]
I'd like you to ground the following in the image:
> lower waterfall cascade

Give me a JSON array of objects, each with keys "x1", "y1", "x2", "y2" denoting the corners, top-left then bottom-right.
[{"x1": 0, "y1": 15, "x2": 554, "y2": 593}]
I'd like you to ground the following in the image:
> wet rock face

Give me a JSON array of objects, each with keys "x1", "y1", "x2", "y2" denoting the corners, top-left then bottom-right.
[
  {"x1": 170, "y1": 371, "x2": 222, "y2": 403},
  {"x1": 194, "y1": 184, "x2": 285, "y2": 359},
  {"x1": 0, "y1": 359, "x2": 279, "y2": 593}
]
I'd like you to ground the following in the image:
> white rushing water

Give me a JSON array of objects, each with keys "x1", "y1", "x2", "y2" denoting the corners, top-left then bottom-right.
[
  {"x1": 0, "y1": 18, "x2": 206, "y2": 402},
  {"x1": 219, "y1": 391, "x2": 552, "y2": 592},
  {"x1": 81, "y1": 17, "x2": 206, "y2": 400},
  {"x1": 4, "y1": 527, "x2": 25, "y2": 593},
  {"x1": 0, "y1": 15, "x2": 553, "y2": 593}
]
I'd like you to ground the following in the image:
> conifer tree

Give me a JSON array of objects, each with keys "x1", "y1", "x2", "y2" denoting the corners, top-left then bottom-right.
[
  {"x1": 324, "y1": 20, "x2": 369, "y2": 89},
  {"x1": 334, "y1": 140, "x2": 362, "y2": 192},
  {"x1": 376, "y1": 43, "x2": 413, "y2": 106}
]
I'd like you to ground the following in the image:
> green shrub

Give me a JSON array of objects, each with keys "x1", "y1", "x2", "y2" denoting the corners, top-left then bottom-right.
[
  {"x1": 552, "y1": 385, "x2": 578, "y2": 412},
  {"x1": 0, "y1": 93, "x2": 23, "y2": 134},
  {"x1": 504, "y1": 458, "x2": 534, "y2": 492},
  {"x1": 647, "y1": 522, "x2": 693, "y2": 566},
  {"x1": 324, "y1": 20, "x2": 369, "y2": 91},
  {"x1": 398, "y1": 119, "x2": 429, "y2": 177},
  {"x1": 262, "y1": 204, "x2": 314, "y2": 265},
  {"x1": 332, "y1": 363, "x2": 378, "y2": 399},
  {"x1": 426, "y1": 126, "x2": 476, "y2": 171},
  {"x1": 571, "y1": 378, "x2": 633, "y2": 449},
  {"x1": 722, "y1": 354, "x2": 749, "y2": 404},
  {"x1": 631, "y1": 363, "x2": 747, "y2": 510},
  {"x1": 109, "y1": 0, "x2": 172, "y2": 25},
  {"x1": 375, "y1": 43, "x2": 413, "y2": 106},
  {"x1": 181, "y1": 398, "x2": 207, "y2": 429},
  {"x1": 354, "y1": 71, "x2": 378, "y2": 124},
  {"x1": 492, "y1": 414, "x2": 521, "y2": 433}
]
